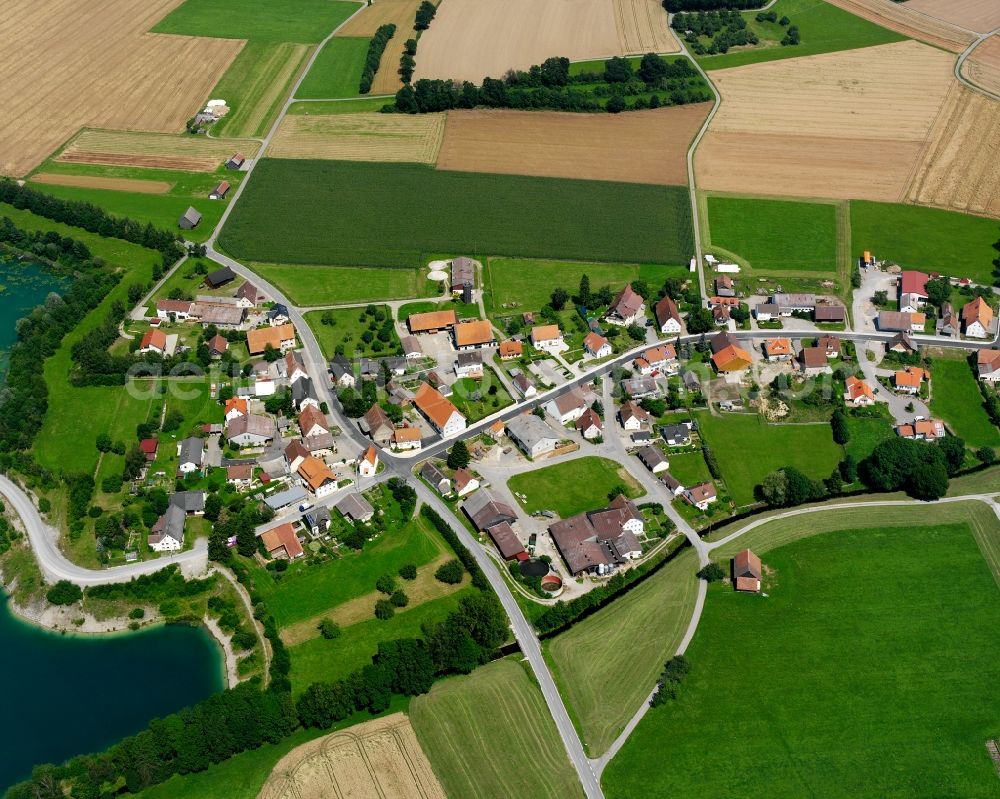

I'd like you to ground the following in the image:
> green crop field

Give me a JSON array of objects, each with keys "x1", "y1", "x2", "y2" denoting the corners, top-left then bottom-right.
[
  {"x1": 251, "y1": 263, "x2": 425, "y2": 305},
  {"x1": 218, "y1": 160, "x2": 693, "y2": 267},
  {"x1": 932, "y1": 354, "x2": 1000, "y2": 450},
  {"x1": 696, "y1": 0, "x2": 904, "y2": 70},
  {"x1": 605, "y1": 514, "x2": 1000, "y2": 797},
  {"x1": 151, "y1": 0, "x2": 360, "y2": 43},
  {"x1": 695, "y1": 412, "x2": 842, "y2": 506},
  {"x1": 288, "y1": 97, "x2": 390, "y2": 114},
  {"x1": 296, "y1": 37, "x2": 369, "y2": 99},
  {"x1": 547, "y1": 548, "x2": 699, "y2": 755},
  {"x1": 305, "y1": 305, "x2": 402, "y2": 359},
  {"x1": 483, "y1": 257, "x2": 684, "y2": 316},
  {"x1": 851, "y1": 201, "x2": 1000, "y2": 285},
  {"x1": 707, "y1": 196, "x2": 838, "y2": 273},
  {"x1": 508, "y1": 457, "x2": 644, "y2": 518},
  {"x1": 410, "y1": 659, "x2": 586, "y2": 799}
]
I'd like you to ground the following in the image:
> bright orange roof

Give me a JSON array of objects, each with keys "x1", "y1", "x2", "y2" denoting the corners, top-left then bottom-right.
[
  {"x1": 247, "y1": 323, "x2": 295, "y2": 355},
  {"x1": 362, "y1": 446, "x2": 378, "y2": 465},
  {"x1": 583, "y1": 332, "x2": 609, "y2": 353},
  {"x1": 393, "y1": 427, "x2": 422, "y2": 442},
  {"x1": 408, "y1": 309, "x2": 457, "y2": 332},
  {"x1": 414, "y1": 382, "x2": 462, "y2": 429},
  {"x1": 261, "y1": 523, "x2": 304, "y2": 559},
  {"x1": 499, "y1": 339, "x2": 522, "y2": 357},
  {"x1": 711, "y1": 344, "x2": 752, "y2": 371},
  {"x1": 224, "y1": 398, "x2": 248, "y2": 416},
  {"x1": 894, "y1": 367, "x2": 927, "y2": 387},
  {"x1": 298, "y1": 456, "x2": 336, "y2": 491},
  {"x1": 454, "y1": 320, "x2": 494, "y2": 348},
  {"x1": 531, "y1": 324, "x2": 562, "y2": 343},
  {"x1": 764, "y1": 338, "x2": 792, "y2": 356},
  {"x1": 962, "y1": 297, "x2": 994, "y2": 327},
  {"x1": 845, "y1": 376, "x2": 874, "y2": 401},
  {"x1": 141, "y1": 329, "x2": 167, "y2": 350}
]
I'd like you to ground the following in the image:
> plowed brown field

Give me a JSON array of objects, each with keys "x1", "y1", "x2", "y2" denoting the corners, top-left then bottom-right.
[
  {"x1": 905, "y1": 86, "x2": 1000, "y2": 218},
  {"x1": 337, "y1": 0, "x2": 422, "y2": 95},
  {"x1": 257, "y1": 713, "x2": 445, "y2": 799},
  {"x1": 268, "y1": 114, "x2": 445, "y2": 162},
  {"x1": 30, "y1": 173, "x2": 172, "y2": 194},
  {"x1": 696, "y1": 41, "x2": 956, "y2": 202},
  {"x1": 55, "y1": 130, "x2": 260, "y2": 172},
  {"x1": 438, "y1": 104, "x2": 710, "y2": 185},
  {"x1": 0, "y1": 0, "x2": 243, "y2": 177},
  {"x1": 823, "y1": 0, "x2": 974, "y2": 52},
  {"x1": 963, "y1": 35, "x2": 1000, "y2": 96},
  {"x1": 904, "y1": 0, "x2": 1000, "y2": 34},
  {"x1": 414, "y1": 0, "x2": 675, "y2": 84}
]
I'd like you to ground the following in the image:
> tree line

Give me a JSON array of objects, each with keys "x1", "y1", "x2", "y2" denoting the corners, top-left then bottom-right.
[
  {"x1": 359, "y1": 24, "x2": 396, "y2": 94},
  {"x1": 663, "y1": 0, "x2": 765, "y2": 11}
]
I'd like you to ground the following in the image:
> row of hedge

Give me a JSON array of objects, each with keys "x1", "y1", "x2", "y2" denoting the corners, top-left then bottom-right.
[{"x1": 359, "y1": 23, "x2": 396, "y2": 94}]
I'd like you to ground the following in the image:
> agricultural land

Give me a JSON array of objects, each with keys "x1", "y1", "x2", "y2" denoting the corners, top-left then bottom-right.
[
  {"x1": 334, "y1": 0, "x2": 423, "y2": 96},
  {"x1": 822, "y1": 0, "x2": 975, "y2": 52},
  {"x1": 963, "y1": 35, "x2": 1000, "y2": 97},
  {"x1": 268, "y1": 114, "x2": 446, "y2": 163},
  {"x1": 903, "y1": 0, "x2": 1000, "y2": 33}
]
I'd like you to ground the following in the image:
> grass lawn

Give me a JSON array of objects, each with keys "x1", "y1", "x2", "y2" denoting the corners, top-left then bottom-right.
[
  {"x1": 696, "y1": 0, "x2": 904, "y2": 70},
  {"x1": 482, "y1": 257, "x2": 684, "y2": 316},
  {"x1": 296, "y1": 37, "x2": 370, "y2": 99},
  {"x1": 304, "y1": 305, "x2": 401, "y2": 359},
  {"x1": 707, "y1": 196, "x2": 838, "y2": 273},
  {"x1": 218, "y1": 160, "x2": 693, "y2": 267},
  {"x1": 251, "y1": 262, "x2": 426, "y2": 305},
  {"x1": 289, "y1": 588, "x2": 474, "y2": 692},
  {"x1": 262, "y1": 512, "x2": 445, "y2": 628},
  {"x1": 151, "y1": 0, "x2": 361, "y2": 43},
  {"x1": 932, "y1": 354, "x2": 1000, "y2": 449},
  {"x1": 695, "y1": 412, "x2": 842, "y2": 506},
  {"x1": 397, "y1": 299, "x2": 480, "y2": 321},
  {"x1": 605, "y1": 518, "x2": 1000, "y2": 797},
  {"x1": 843, "y1": 414, "x2": 895, "y2": 462},
  {"x1": 547, "y1": 548, "x2": 699, "y2": 755},
  {"x1": 508, "y1": 457, "x2": 644, "y2": 518},
  {"x1": 449, "y1": 368, "x2": 513, "y2": 422},
  {"x1": 288, "y1": 97, "x2": 390, "y2": 114},
  {"x1": 410, "y1": 658, "x2": 586, "y2": 799},
  {"x1": 664, "y1": 450, "x2": 713, "y2": 486},
  {"x1": 851, "y1": 201, "x2": 1000, "y2": 285}
]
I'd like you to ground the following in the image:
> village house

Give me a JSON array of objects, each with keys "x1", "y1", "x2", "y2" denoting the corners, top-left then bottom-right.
[
  {"x1": 490, "y1": 419, "x2": 505, "y2": 439},
  {"x1": 899, "y1": 270, "x2": 929, "y2": 302},
  {"x1": 463, "y1": 490, "x2": 517, "y2": 531},
  {"x1": 178, "y1": 207, "x2": 201, "y2": 230},
  {"x1": 453, "y1": 320, "x2": 496, "y2": 350},
  {"x1": 712, "y1": 305, "x2": 730, "y2": 326},
  {"x1": 619, "y1": 400, "x2": 650, "y2": 431},
  {"x1": 358, "y1": 446, "x2": 379, "y2": 477},
  {"x1": 621, "y1": 377, "x2": 658, "y2": 399},
  {"x1": 637, "y1": 445, "x2": 669, "y2": 474},
  {"x1": 235, "y1": 281, "x2": 265, "y2": 308},
  {"x1": 170, "y1": 490, "x2": 205, "y2": 516},
  {"x1": 711, "y1": 341, "x2": 752, "y2": 376},
  {"x1": 149, "y1": 504, "x2": 185, "y2": 552},
  {"x1": 227, "y1": 414, "x2": 276, "y2": 447},
  {"x1": 660, "y1": 471, "x2": 684, "y2": 496},
  {"x1": 498, "y1": 339, "x2": 522, "y2": 360},
  {"x1": 814, "y1": 304, "x2": 846, "y2": 324},
  {"x1": 284, "y1": 350, "x2": 308, "y2": 383},
  {"x1": 733, "y1": 549, "x2": 762, "y2": 593},
  {"x1": 453, "y1": 468, "x2": 480, "y2": 497},
  {"x1": 392, "y1": 426, "x2": 422, "y2": 451},
  {"x1": 548, "y1": 494, "x2": 644, "y2": 576},
  {"x1": 707, "y1": 296, "x2": 739, "y2": 310},
  {"x1": 899, "y1": 292, "x2": 923, "y2": 314},
  {"x1": 843, "y1": 376, "x2": 876, "y2": 407},
  {"x1": 878, "y1": 311, "x2": 925, "y2": 333},
  {"x1": 715, "y1": 275, "x2": 735, "y2": 297},
  {"x1": 139, "y1": 329, "x2": 167, "y2": 356},
  {"x1": 660, "y1": 422, "x2": 691, "y2": 446},
  {"x1": 291, "y1": 376, "x2": 319, "y2": 411},
  {"x1": 304, "y1": 506, "x2": 331, "y2": 537},
  {"x1": 754, "y1": 303, "x2": 780, "y2": 321},
  {"x1": 413, "y1": 382, "x2": 467, "y2": 437},
  {"x1": 817, "y1": 334, "x2": 841, "y2": 358},
  {"x1": 576, "y1": 407, "x2": 603, "y2": 440},
  {"x1": 530, "y1": 324, "x2": 567, "y2": 354},
  {"x1": 139, "y1": 438, "x2": 158, "y2": 462},
  {"x1": 897, "y1": 418, "x2": 945, "y2": 441},
  {"x1": 299, "y1": 404, "x2": 329, "y2": 438},
  {"x1": 267, "y1": 304, "x2": 290, "y2": 326},
  {"x1": 937, "y1": 303, "x2": 959, "y2": 337},
  {"x1": 798, "y1": 347, "x2": 832, "y2": 376},
  {"x1": 177, "y1": 437, "x2": 204, "y2": 474},
  {"x1": 420, "y1": 461, "x2": 452, "y2": 495},
  {"x1": 893, "y1": 366, "x2": 930, "y2": 395},
  {"x1": 582, "y1": 331, "x2": 612, "y2": 359},
  {"x1": 284, "y1": 439, "x2": 309, "y2": 473},
  {"x1": 226, "y1": 464, "x2": 254, "y2": 490},
  {"x1": 401, "y1": 335, "x2": 422, "y2": 359},
  {"x1": 506, "y1": 413, "x2": 560, "y2": 459},
  {"x1": 977, "y1": 349, "x2": 1000, "y2": 382},
  {"x1": 262, "y1": 523, "x2": 305, "y2": 560},
  {"x1": 337, "y1": 492, "x2": 374, "y2": 523},
  {"x1": 887, "y1": 332, "x2": 917, "y2": 355},
  {"x1": 634, "y1": 344, "x2": 678, "y2": 376},
  {"x1": 962, "y1": 297, "x2": 994, "y2": 339},
  {"x1": 545, "y1": 388, "x2": 588, "y2": 425},
  {"x1": 454, "y1": 350, "x2": 484, "y2": 379},
  {"x1": 683, "y1": 481, "x2": 717, "y2": 510},
  {"x1": 207, "y1": 334, "x2": 228, "y2": 358},
  {"x1": 408, "y1": 309, "x2": 457, "y2": 334},
  {"x1": 298, "y1": 456, "x2": 339, "y2": 498},
  {"x1": 156, "y1": 299, "x2": 194, "y2": 320},
  {"x1": 653, "y1": 295, "x2": 683, "y2": 334},
  {"x1": 247, "y1": 323, "x2": 296, "y2": 356},
  {"x1": 604, "y1": 284, "x2": 645, "y2": 326},
  {"x1": 329, "y1": 358, "x2": 356, "y2": 389},
  {"x1": 360, "y1": 403, "x2": 394, "y2": 446},
  {"x1": 763, "y1": 338, "x2": 793, "y2": 362},
  {"x1": 510, "y1": 370, "x2": 537, "y2": 399},
  {"x1": 224, "y1": 397, "x2": 247, "y2": 422}
]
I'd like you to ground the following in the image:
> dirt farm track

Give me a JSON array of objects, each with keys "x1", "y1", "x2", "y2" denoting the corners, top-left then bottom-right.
[
  {"x1": 257, "y1": 713, "x2": 445, "y2": 799},
  {"x1": 0, "y1": 0, "x2": 242, "y2": 177}
]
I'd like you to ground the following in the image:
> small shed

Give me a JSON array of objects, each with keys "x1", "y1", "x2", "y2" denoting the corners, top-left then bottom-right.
[
  {"x1": 178, "y1": 207, "x2": 202, "y2": 230},
  {"x1": 226, "y1": 152, "x2": 246, "y2": 170},
  {"x1": 209, "y1": 180, "x2": 231, "y2": 200},
  {"x1": 733, "y1": 548, "x2": 762, "y2": 593}
]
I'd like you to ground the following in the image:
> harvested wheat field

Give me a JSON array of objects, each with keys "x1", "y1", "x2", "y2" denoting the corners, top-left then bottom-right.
[
  {"x1": 30, "y1": 173, "x2": 173, "y2": 194},
  {"x1": 823, "y1": 0, "x2": 974, "y2": 52},
  {"x1": 904, "y1": 0, "x2": 1000, "y2": 34},
  {"x1": 268, "y1": 114, "x2": 445, "y2": 163},
  {"x1": 257, "y1": 713, "x2": 445, "y2": 799},
  {"x1": 904, "y1": 86, "x2": 1000, "y2": 218},
  {"x1": 337, "y1": 0, "x2": 422, "y2": 95},
  {"x1": 963, "y1": 35, "x2": 1000, "y2": 97},
  {"x1": 0, "y1": 0, "x2": 243, "y2": 177},
  {"x1": 696, "y1": 41, "x2": 956, "y2": 202},
  {"x1": 613, "y1": 0, "x2": 679, "y2": 55},
  {"x1": 56, "y1": 130, "x2": 261, "y2": 172},
  {"x1": 414, "y1": 0, "x2": 675, "y2": 84},
  {"x1": 438, "y1": 104, "x2": 709, "y2": 185}
]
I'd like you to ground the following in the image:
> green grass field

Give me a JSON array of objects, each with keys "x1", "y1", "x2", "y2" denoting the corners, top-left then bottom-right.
[
  {"x1": 483, "y1": 257, "x2": 683, "y2": 316},
  {"x1": 289, "y1": 588, "x2": 473, "y2": 692},
  {"x1": 151, "y1": 0, "x2": 361, "y2": 42},
  {"x1": 547, "y1": 548, "x2": 699, "y2": 755},
  {"x1": 251, "y1": 262, "x2": 425, "y2": 305},
  {"x1": 606, "y1": 517, "x2": 1000, "y2": 797},
  {"x1": 410, "y1": 659, "x2": 586, "y2": 799},
  {"x1": 218, "y1": 160, "x2": 693, "y2": 267},
  {"x1": 261, "y1": 512, "x2": 445, "y2": 628},
  {"x1": 696, "y1": 0, "x2": 904, "y2": 70},
  {"x1": 932, "y1": 354, "x2": 1000, "y2": 449},
  {"x1": 707, "y1": 196, "x2": 838, "y2": 273},
  {"x1": 695, "y1": 412, "x2": 842, "y2": 506},
  {"x1": 664, "y1": 450, "x2": 713, "y2": 487},
  {"x1": 397, "y1": 299, "x2": 480, "y2": 321},
  {"x1": 288, "y1": 97, "x2": 390, "y2": 114},
  {"x1": 843, "y1": 414, "x2": 895, "y2": 462},
  {"x1": 851, "y1": 201, "x2": 1000, "y2": 285},
  {"x1": 296, "y1": 37, "x2": 369, "y2": 99},
  {"x1": 304, "y1": 306, "x2": 401, "y2": 359},
  {"x1": 508, "y1": 457, "x2": 644, "y2": 518}
]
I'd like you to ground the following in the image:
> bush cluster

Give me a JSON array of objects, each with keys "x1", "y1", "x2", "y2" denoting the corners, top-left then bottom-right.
[{"x1": 359, "y1": 24, "x2": 396, "y2": 94}]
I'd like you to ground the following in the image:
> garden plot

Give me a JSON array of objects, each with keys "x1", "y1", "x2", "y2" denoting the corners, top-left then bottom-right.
[
  {"x1": 56, "y1": 130, "x2": 260, "y2": 172},
  {"x1": 268, "y1": 113, "x2": 445, "y2": 163},
  {"x1": 696, "y1": 41, "x2": 956, "y2": 202},
  {"x1": 0, "y1": 0, "x2": 242, "y2": 176},
  {"x1": 437, "y1": 104, "x2": 710, "y2": 185}
]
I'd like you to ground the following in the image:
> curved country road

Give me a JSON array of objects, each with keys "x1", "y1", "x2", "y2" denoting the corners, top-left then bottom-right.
[{"x1": 0, "y1": 474, "x2": 207, "y2": 587}]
